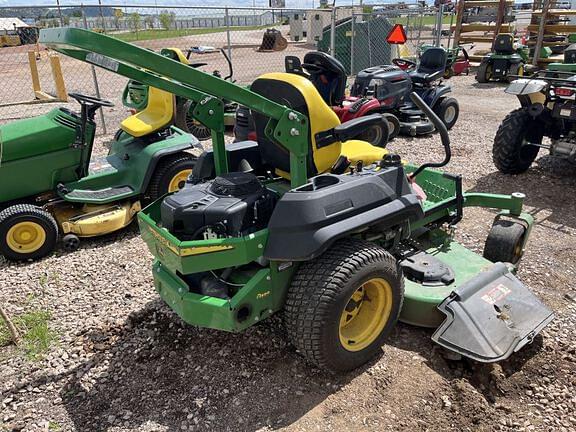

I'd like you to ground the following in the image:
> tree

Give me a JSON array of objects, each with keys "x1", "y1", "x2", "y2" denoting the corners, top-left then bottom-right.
[
  {"x1": 128, "y1": 12, "x2": 141, "y2": 33},
  {"x1": 144, "y1": 15, "x2": 155, "y2": 30},
  {"x1": 159, "y1": 10, "x2": 175, "y2": 30},
  {"x1": 113, "y1": 8, "x2": 123, "y2": 30}
]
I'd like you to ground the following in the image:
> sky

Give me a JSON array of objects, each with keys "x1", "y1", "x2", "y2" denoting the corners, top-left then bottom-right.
[{"x1": 0, "y1": 0, "x2": 392, "y2": 7}]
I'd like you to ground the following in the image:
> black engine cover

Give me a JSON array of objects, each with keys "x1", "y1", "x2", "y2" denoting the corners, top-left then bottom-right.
[
  {"x1": 350, "y1": 65, "x2": 412, "y2": 109},
  {"x1": 161, "y1": 172, "x2": 275, "y2": 240}
]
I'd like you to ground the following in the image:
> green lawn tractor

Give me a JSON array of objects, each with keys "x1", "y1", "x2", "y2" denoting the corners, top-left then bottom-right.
[
  {"x1": 476, "y1": 34, "x2": 529, "y2": 83},
  {"x1": 548, "y1": 42, "x2": 576, "y2": 75},
  {"x1": 122, "y1": 47, "x2": 237, "y2": 141},
  {"x1": 0, "y1": 87, "x2": 198, "y2": 262},
  {"x1": 41, "y1": 28, "x2": 554, "y2": 373}
]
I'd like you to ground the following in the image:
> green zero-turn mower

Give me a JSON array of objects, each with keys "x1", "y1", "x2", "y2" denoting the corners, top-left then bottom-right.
[
  {"x1": 40, "y1": 28, "x2": 554, "y2": 373},
  {"x1": 0, "y1": 71, "x2": 199, "y2": 262},
  {"x1": 476, "y1": 34, "x2": 529, "y2": 83}
]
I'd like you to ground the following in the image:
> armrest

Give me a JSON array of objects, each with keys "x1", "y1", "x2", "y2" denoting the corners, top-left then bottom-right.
[
  {"x1": 315, "y1": 114, "x2": 384, "y2": 148},
  {"x1": 334, "y1": 114, "x2": 383, "y2": 141}
]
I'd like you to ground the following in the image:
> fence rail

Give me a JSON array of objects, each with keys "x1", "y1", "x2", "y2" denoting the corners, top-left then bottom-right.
[{"x1": 0, "y1": 2, "x2": 450, "y2": 134}]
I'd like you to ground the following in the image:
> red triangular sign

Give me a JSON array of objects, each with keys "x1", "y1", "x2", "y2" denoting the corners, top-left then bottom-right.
[{"x1": 386, "y1": 24, "x2": 407, "y2": 44}]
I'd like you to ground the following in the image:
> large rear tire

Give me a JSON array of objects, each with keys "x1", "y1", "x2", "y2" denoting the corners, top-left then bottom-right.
[
  {"x1": 382, "y1": 113, "x2": 401, "y2": 140},
  {"x1": 476, "y1": 62, "x2": 490, "y2": 83},
  {"x1": 493, "y1": 108, "x2": 542, "y2": 174},
  {"x1": 508, "y1": 63, "x2": 525, "y2": 82},
  {"x1": 147, "y1": 153, "x2": 196, "y2": 201},
  {"x1": 284, "y1": 239, "x2": 404, "y2": 373},
  {"x1": 0, "y1": 204, "x2": 58, "y2": 262},
  {"x1": 175, "y1": 100, "x2": 212, "y2": 141},
  {"x1": 357, "y1": 116, "x2": 390, "y2": 148}
]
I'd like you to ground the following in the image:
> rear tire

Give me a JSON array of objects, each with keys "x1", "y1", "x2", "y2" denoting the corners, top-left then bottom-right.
[
  {"x1": 175, "y1": 100, "x2": 212, "y2": 141},
  {"x1": 493, "y1": 108, "x2": 542, "y2": 174},
  {"x1": 483, "y1": 219, "x2": 526, "y2": 265},
  {"x1": 476, "y1": 62, "x2": 490, "y2": 83},
  {"x1": 357, "y1": 116, "x2": 390, "y2": 148},
  {"x1": 382, "y1": 113, "x2": 401, "y2": 140},
  {"x1": 0, "y1": 204, "x2": 58, "y2": 262},
  {"x1": 147, "y1": 153, "x2": 196, "y2": 201},
  {"x1": 433, "y1": 97, "x2": 459, "y2": 130},
  {"x1": 284, "y1": 239, "x2": 404, "y2": 373},
  {"x1": 508, "y1": 63, "x2": 525, "y2": 82}
]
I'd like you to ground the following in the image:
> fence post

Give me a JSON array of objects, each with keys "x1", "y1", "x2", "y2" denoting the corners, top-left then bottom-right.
[
  {"x1": 350, "y1": 12, "x2": 355, "y2": 75},
  {"x1": 225, "y1": 7, "x2": 232, "y2": 64},
  {"x1": 82, "y1": 6, "x2": 107, "y2": 135},
  {"x1": 330, "y1": 7, "x2": 336, "y2": 56},
  {"x1": 434, "y1": 3, "x2": 444, "y2": 47}
]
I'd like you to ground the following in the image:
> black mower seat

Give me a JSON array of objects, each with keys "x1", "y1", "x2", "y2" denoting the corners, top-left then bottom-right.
[
  {"x1": 494, "y1": 33, "x2": 515, "y2": 55},
  {"x1": 301, "y1": 51, "x2": 347, "y2": 106},
  {"x1": 409, "y1": 47, "x2": 447, "y2": 84}
]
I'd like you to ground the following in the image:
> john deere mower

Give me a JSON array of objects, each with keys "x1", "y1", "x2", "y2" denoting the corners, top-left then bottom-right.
[
  {"x1": 41, "y1": 28, "x2": 554, "y2": 372},
  {"x1": 0, "y1": 81, "x2": 198, "y2": 261},
  {"x1": 476, "y1": 33, "x2": 528, "y2": 83}
]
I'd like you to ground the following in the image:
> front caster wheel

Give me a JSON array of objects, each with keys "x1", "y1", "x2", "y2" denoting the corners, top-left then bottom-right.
[
  {"x1": 483, "y1": 219, "x2": 527, "y2": 265},
  {"x1": 62, "y1": 233, "x2": 81, "y2": 252},
  {"x1": 284, "y1": 239, "x2": 404, "y2": 373}
]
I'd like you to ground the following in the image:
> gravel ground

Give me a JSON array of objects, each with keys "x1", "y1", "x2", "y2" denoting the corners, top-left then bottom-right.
[{"x1": 1, "y1": 74, "x2": 576, "y2": 432}]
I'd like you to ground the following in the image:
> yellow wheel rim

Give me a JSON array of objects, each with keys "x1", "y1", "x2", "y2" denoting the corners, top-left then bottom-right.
[
  {"x1": 339, "y1": 277, "x2": 393, "y2": 352},
  {"x1": 168, "y1": 169, "x2": 192, "y2": 193},
  {"x1": 6, "y1": 221, "x2": 46, "y2": 254}
]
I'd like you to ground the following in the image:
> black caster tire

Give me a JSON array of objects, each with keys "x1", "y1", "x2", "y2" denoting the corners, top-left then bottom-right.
[{"x1": 483, "y1": 219, "x2": 527, "y2": 265}]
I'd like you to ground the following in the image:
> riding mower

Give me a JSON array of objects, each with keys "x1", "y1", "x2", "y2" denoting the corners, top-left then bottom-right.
[
  {"x1": 419, "y1": 44, "x2": 474, "y2": 78},
  {"x1": 42, "y1": 28, "x2": 553, "y2": 373},
  {"x1": 236, "y1": 49, "x2": 459, "y2": 143},
  {"x1": 0, "y1": 86, "x2": 197, "y2": 261},
  {"x1": 547, "y1": 43, "x2": 576, "y2": 75},
  {"x1": 476, "y1": 33, "x2": 529, "y2": 83},
  {"x1": 122, "y1": 47, "x2": 237, "y2": 141}
]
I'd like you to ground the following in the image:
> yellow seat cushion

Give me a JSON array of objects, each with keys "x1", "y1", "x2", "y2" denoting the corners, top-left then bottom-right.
[
  {"x1": 341, "y1": 140, "x2": 388, "y2": 165},
  {"x1": 120, "y1": 86, "x2": 174, "y2": 137}
]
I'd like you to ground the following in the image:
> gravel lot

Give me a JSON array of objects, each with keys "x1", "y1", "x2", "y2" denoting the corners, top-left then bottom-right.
[{"x1": 1, "y1": 74, "x2": 576, "y2": 432}]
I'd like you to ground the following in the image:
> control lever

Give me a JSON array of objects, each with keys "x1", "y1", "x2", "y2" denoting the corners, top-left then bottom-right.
[{"x1": 408, "y1": 92, "x2": 451, "y2": 179}]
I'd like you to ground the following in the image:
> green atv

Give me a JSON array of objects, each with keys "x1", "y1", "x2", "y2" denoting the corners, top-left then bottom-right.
[
  {"x1": 41, "y1": 28, "x2": 554, "y2": 373},
  {"x1": 476, "y1": 34, "x2": 529, "y2": 83},
  {"x1": 122, "y1": 47, "x2": 237, "y2": 141},
  {"x1": 0, "y1": 89, "x2": 197, "y2": 262}
]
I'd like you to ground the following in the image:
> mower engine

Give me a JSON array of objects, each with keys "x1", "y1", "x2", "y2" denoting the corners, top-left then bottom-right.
[
  {"x1": 161, "y1": 172, "x2": 277, "y2": 240},
  {"x1": 350, "y1": 65, "x2": 412, "y2": 109}
]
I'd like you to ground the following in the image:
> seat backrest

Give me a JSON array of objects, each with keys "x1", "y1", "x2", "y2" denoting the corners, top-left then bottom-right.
[
  {"x1": 417, "y1": 47, "x2": 447, "y2": 75},
  {"x1": 494, "y1": 33, "x2": 514, "y2": 55},
  {"x1": 120, "y1": 86, "x2": 175, "y2": 137},
  {"x1": 161, "y1": 47, "x2": 190, "y2": 65},
  {"x1": 302, "y1": 51, "x2": 347, "y2": 105},
  {"x1": 250, "y1": 72, "x2": 342, "y2": 178}
]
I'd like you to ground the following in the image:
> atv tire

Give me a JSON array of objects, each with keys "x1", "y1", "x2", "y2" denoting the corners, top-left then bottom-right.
[
  {"x1": 476, "y1": 62, "x2": 490, "y2": 83},
  {"x1": 493, "y1": 108, "x2": 542, "y2": 174},
  {"x1": 357, "y1": 116, "x2": 390, "y2": 148},
  {"x1": 433, "y1": 97, "x2": 459, "y2": 130},
  {"x1": 284, "y1": 239, "x2": 404, "y2": 373},
  {"x1": 382, "y1": 113, "x2": 401, "y2": 140},
  {"x1": 0, "y1": 204, "x2": 58, "y2": 262},
  {"x1": 147, "y1": 152, "x2": 196, "y2": 201},
  {"x1": 175, "y1": 100, "x2": 212, "y2": 141},
  {"x1": 484, "y1": 219, "x2": 526, "y2": 265}
]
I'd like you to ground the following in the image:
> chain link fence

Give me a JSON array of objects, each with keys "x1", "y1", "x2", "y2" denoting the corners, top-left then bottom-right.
[{"x1": 0, "y1": 2, "x2": 451, "y2": 137}]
